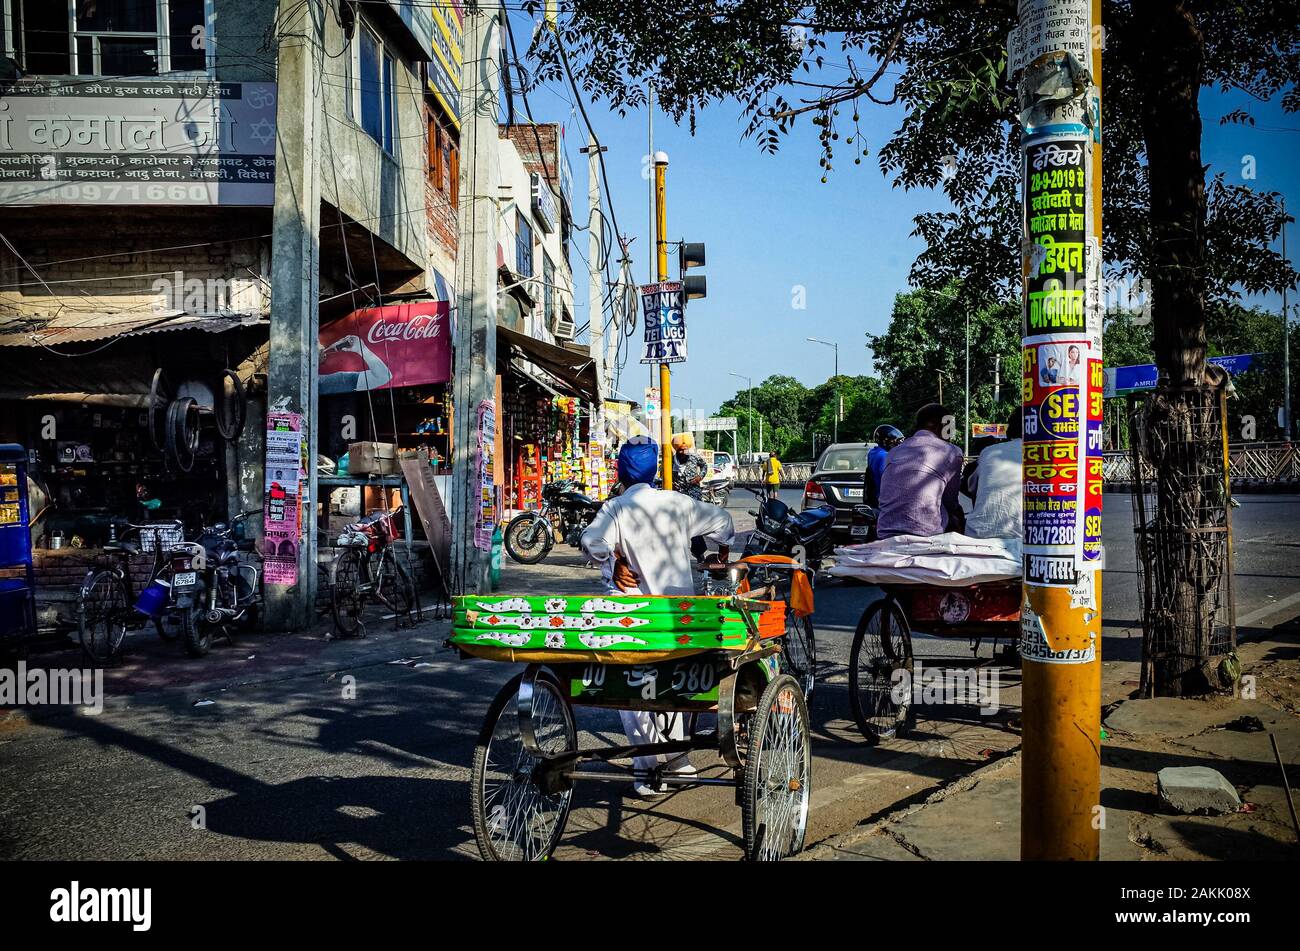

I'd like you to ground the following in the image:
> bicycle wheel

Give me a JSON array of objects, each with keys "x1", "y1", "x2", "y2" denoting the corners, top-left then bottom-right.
[
  {"x1": 330, "y1": 548, "x2": 367, "y2": 637},
  {"x1": 780, "y1": 609, "x2": 817, "y2": 702},
  {"x1": 503, "y1": 514, "x2": 553, "y2": 565},
  {"x1": 848, "y1": 598, "x2": 914, "y2": 744},
  {"x1": 742, "y1": 674, "x2": 811, "y2": 861},
  {"x1": 471, "y1": 672, "x2": 576, "y2": 861},
  {"x1": 78, "y1": 570, "x2": 129, "y2": 663},
  {"x1": 376, "y1": 548, "x2": 415, "y2": 616}
]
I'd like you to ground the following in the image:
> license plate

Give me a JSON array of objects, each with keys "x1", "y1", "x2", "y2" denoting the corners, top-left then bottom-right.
[
  {"x1": 843, "y1": 487, "x2": 863, "y2": 499},
  {"x1": 173, "y1": 571, "x2": 197, "y2": 588},
  {"x1": 850, "y1": 525, "x2": 869, "y2": 537}
]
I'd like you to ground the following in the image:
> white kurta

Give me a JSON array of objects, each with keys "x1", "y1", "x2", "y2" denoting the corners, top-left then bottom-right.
[{"x1": 580, "y1": 482, "x2": 735, "y2": 774}]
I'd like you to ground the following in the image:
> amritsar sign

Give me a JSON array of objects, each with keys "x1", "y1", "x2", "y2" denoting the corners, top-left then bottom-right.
[{"x1": 0, "y1": 79, "x2": 278, "y2": 206}]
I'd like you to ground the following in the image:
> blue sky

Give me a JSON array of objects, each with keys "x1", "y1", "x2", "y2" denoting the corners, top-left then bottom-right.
[{"x1": 525, "y1": 45, "x2": 1300, "y2": 416}]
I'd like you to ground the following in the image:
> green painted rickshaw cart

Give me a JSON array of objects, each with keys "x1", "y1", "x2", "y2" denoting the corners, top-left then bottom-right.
[{"x1": 450, "y1": 591, "x2": 812, "y2": 861}]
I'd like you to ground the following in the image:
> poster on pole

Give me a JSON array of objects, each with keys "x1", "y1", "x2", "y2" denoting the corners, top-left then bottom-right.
[
  {"x1": 263, "y1": 411, "x2": 304, "y2": 587},
  {"x1": 640, "y1": 282, "x2": 687, "y2": 364},
  {"x1": 1006, "y1": 0, "x2": 1093, "y2": 79},
  {"x1": 474, "y1": 400, "x2": 496, "y2": 551},
  {"x1": 1021, "y1": 132, "x2": 1099, "y2": 586}
]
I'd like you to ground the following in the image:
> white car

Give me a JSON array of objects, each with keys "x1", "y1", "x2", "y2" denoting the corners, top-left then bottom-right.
[{"x1": 709, "y1": 451, "x2": 736, "y2": 486}]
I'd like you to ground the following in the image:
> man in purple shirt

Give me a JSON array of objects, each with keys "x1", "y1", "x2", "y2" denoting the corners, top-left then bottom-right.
[{"x1": 876, "y1": 403, "x2": 966, "y2": 539}]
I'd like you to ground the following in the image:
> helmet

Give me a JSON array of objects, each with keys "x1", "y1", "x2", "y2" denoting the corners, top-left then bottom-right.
[{"x1": 873, "y1": 424, "x2": 904, "y2": 450}]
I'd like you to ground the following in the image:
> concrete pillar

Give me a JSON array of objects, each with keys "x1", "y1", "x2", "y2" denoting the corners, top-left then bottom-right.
[
  {"x1": 263, "y1": 0, "x2": 324, "y2": 629},
  {"x1": 449, "y1": 5, "x2": 501, "y2": 595}
]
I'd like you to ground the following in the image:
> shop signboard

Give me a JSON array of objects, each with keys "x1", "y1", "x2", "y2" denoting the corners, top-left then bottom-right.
[
  {"x1": 640, "y1": 282, "x2": 687, "y2": 364},
  {"x1": 263, "y1": 412, "x2": 304, "y2": 587},
  {"x1": 319, "y1": 301, "x2": 452, "y2": 394},
  {"x1": 972, "y1": 423, "x2": 1008, "y2": 438},
  {"x1": 427, "y1": 0, "x2": 463, "y2": 128},
  {"x1": 0, "y1": 79, "x2": 278, "y2": 206}
]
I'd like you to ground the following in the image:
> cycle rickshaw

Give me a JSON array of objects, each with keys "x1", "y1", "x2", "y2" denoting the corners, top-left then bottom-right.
[
  {"x1": 846, "y1": 578, "x2": 1022, "y2": 743},
  {"x1": 450, "y1": 591, "x2": 813, "y2": 862}
]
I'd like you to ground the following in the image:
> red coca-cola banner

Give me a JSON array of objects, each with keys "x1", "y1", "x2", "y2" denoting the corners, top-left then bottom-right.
[{"x1": 318, "y1": 301, "x2": 451, "y2": 394}]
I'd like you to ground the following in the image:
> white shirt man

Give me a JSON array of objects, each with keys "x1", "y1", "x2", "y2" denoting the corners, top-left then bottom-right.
[
  {"x1": 581, "y1": 476, "x2": 735, "y2": 797},
  {"x1": 964, "y1": 437, "x2": 1023, "y2": 540}
]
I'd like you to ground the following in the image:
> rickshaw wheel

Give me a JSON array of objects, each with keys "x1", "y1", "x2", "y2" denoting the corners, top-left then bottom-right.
[
  {"x1": 742, "y1": 674, "x2": 811, "y2": 861},
  {"x1": 471, "y1": 671, "x2": 576, "y2": 862},
  {"x1": 780, "y1": 610, "x2": 817, "y2": 702},
  {"x1": 849, "y1": 598, "x2": 914, "y2": 745}
]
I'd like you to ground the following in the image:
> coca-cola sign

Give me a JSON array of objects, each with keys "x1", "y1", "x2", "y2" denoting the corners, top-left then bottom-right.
[{"x1": 319, "y1": 300, "x2": 451, "y2": 394}]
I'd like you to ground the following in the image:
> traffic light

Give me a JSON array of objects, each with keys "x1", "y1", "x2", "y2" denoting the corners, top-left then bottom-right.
[{"x1": 679, "y1": 241, "x2": 707, "y2": 300}]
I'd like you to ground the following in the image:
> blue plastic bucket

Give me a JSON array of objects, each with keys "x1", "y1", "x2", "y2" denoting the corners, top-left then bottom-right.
[{"x1": 134, "y1": 580, "x2": 168, "y2": 617}]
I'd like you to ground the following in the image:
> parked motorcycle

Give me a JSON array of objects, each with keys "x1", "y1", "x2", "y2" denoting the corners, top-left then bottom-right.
[
  {"x1": 740, "y1": 486, "x2": 837, "y2": 571},
  {"x1": 848, "y1": 502, "x2": 880, "y2": 542},
  {"x1": 167, "y1": 510, "x2": 261, "y2": 657},
  {"x1": 503, "y1": 480, "x2": 602, "y2": 565}
]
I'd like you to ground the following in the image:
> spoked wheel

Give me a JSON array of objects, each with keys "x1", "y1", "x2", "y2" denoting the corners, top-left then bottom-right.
[
  {"x1": 330, "y1": 548, "x2": 367, "y2": 637},
  {"x1": 77, "y1": 570, "x2": 129, "y2": 663},
  {"x1": 471, "y1": 671, "x2": 576, "y2": 862},
  {"x1": 375, "y1": 548, "x2": 415, "y2": 617},
  {"x1": 742, "y1": 674, "x2": 811, "y2": 861},
  {"x1": 849, "y1": 597, "x2": 914, "y2": 744},
  {"x1": 779, "y1": 609, "x2": 817, "y2": 702},
  {"x1": 503, "y1": 515, "x2": 553, "y2": 565}
]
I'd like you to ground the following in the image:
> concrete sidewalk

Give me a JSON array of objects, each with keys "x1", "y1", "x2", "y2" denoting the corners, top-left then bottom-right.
[{"x1": 803, "y1": 623, "x2": 1300, "y2": 861}]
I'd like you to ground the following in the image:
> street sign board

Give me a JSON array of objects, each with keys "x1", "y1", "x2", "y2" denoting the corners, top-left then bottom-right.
[
  {"x1": 1102, "y1": 353, "x2": 1258, "y2": 397},
  {"x1": 640, "y1": 282, "x2": 687, "y2": 364},
  {"x1": 692, "y1": 417, "x2": 738, "y2": 433}
]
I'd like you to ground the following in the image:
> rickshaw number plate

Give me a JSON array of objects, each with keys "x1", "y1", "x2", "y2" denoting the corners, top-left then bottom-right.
[{"x1": 565, "y1": 656, "x2": 724, "y2": 704}]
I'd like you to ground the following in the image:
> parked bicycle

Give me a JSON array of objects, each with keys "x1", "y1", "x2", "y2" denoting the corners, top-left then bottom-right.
[
  {"x1": 330, "y1": 508, "x2": 417, "y2": 636},
  {"x1": 76, "y1": 521, "x2": 181, "y2": 662}
]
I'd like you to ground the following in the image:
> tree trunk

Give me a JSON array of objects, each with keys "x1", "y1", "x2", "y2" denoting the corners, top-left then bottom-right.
[
  {"x1": 1132, "y1": 0, "x2": 1207, "y2": 386},
  {"x1": 1132, "y1": 3, "x2": 1224, "y2": 696}
]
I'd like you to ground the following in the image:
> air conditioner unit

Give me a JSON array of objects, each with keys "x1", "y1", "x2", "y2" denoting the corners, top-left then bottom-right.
[{"x1": 552, "y1": 309, "x2": 576, "y2": 340}]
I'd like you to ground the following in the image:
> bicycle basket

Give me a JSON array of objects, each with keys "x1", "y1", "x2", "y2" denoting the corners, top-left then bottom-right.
[{"x1": 138, "y1": 521, "x2": 184, "y2": 553}]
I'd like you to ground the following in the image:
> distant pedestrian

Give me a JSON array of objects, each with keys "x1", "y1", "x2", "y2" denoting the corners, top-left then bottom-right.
[{"x1": 765, "y1": 453, "x2": 783, "y2": 500}]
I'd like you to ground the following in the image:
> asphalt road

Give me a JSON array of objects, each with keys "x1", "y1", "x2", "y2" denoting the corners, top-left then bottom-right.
[{"x1": 2, "y1": 494, "x2": 1298, "y2": 861}]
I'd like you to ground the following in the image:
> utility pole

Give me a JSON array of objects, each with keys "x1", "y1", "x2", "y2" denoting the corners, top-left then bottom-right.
[
  {"x1": 653, "y1": 151, "x2": 673, "y2": 486},
  {"x1": 729, "y1": 372, "x2": 752, "y2": 458},
  {"x1": 582, "y1": 134, "x2": 608, "y2": 403},
  {"x1": 449, "y1": 4, "x2": 501, "y2": 595},
  {"x1": 964, "y1": 308, "x2": 971, "y2": 456},
  {"x1": 264, "y1": 0, "x2": 324, "y2": 631},
  {"x1": 1283, "y1": 198, "x2": 1291, "y2": 441},
  {"x1": 1013, "y1": 0, "x2": 1103, "y2": 860}
]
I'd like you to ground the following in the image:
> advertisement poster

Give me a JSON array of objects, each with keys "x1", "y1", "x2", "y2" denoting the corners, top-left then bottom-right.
[
  {"x1": 319, "y1": 301, "x2": 451, "y2": 395},
  {"x1": 640, "y1": 282, "x2": 687, "y2": 364},
  {"x1": 1021, "y1": 132, "x2": 1097, "y2": 587},
  {"x1": 474, "y1": 400, "x2": 496, "y2": 551},
  {"x1": 263, "y1": 411, "x2": 303, "y2": 586}
]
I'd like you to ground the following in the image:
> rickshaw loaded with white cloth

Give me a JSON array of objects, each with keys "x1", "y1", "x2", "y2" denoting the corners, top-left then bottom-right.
[
  {"x1": 833, "y1": 404, "x2": 1025, "y2": 743},
  {"x1": 449, "y1": 438, "x2": 813, "y2": 861}
]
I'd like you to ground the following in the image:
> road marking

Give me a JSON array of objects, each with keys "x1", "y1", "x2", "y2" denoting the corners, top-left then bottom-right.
[{"x1": 1236, "y1": 589, "x2": 1300, "y2": 628}]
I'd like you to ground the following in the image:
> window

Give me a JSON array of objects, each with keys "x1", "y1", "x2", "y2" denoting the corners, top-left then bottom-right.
[
  {"x1": 448, "y1": 144, "x2": 458, "y2": 208},
  {"x1": 543, "y1": 253, "x2": 555, "y2": 328},
  {"x1": 358, "y1": 25, "x2": 397, "y2": 154},
  {"x1": 516, "y1": 210, "x2": 533, "y2": 278},
  {"x1": 428, "y1": 118, "x2": 442, "y2": 185},
  {"x1": 12, "y1": 0, "x2": 210, "y2": 76}
]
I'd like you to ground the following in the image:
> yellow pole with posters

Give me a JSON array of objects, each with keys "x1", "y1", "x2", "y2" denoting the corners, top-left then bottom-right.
[
  {"x1": 654, "y1": 152, "x2": 673, "y2": 488},
  {"x1": 1018, "y1": 0, "x2": 1103, "y2": 861}
]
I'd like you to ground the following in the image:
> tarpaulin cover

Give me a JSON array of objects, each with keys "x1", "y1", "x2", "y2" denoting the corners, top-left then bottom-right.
[{"x1": 829, "y1": 533, "x2": 1021, "y2": 587}]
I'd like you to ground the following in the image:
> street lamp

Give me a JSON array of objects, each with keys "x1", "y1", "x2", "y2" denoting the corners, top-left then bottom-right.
[
  {"x1": 807, "y1": 337, "x2": 840, "y2": 443},
  {"x1": 729, "y1": 372, "x2": 753, "y2": 459},
  {"x1": 917, "y1": 288, "x2": 971, "y2": 455}
]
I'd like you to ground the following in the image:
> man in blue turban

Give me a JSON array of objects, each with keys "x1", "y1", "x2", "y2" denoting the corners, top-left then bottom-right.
[{"x1": 581, "y1": 435, "x2": 735, "y2": 796}]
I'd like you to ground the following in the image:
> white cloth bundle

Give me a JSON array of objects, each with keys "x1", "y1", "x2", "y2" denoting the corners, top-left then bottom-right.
[{"x1": 828, "y1": 532, "x2": 1022, "y2": 586}]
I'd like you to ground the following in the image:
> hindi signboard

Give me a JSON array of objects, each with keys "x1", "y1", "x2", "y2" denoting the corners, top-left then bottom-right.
[
  {"x1": 640, "y1": 282, "x2": 687, "y2": 364},
  {"x1": 0, "y1": 79, "x2": 278, "y2": 206}
]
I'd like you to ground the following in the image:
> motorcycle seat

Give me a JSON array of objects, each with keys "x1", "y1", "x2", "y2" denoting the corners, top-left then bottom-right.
[
  {"x1": 560, "y1": 491, "x2": 600, "y2": 509},
  {"x1": 790, "y1": 506, "x2": 835, "y2": 534}
]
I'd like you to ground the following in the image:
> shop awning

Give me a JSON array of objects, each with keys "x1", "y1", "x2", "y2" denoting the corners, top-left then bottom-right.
[
  {"x1": 496, "y1": 325, "x2": 597, "y2": 402},
  {"x1": 0, "y1": 310, "x2": 264, "y2": 349}
]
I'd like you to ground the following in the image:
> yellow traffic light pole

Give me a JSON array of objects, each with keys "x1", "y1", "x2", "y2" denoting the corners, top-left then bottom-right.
[
  {"x1": 654, "y1": 152, "x2": 673, "y2": 488},
  {"x1": 1017, "y1": 0, "x2": 1103, "y2": 860}
]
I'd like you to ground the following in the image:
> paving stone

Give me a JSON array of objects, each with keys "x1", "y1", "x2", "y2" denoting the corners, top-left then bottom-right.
[{"x1": 1157, "y1": 766, "x2": 1242, "y2": 815}]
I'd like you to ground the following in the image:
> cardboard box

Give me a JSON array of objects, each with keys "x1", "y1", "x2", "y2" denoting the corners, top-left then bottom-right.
[{"x1": 348, "y1": 441, "x2": 399, "y2": 476}]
